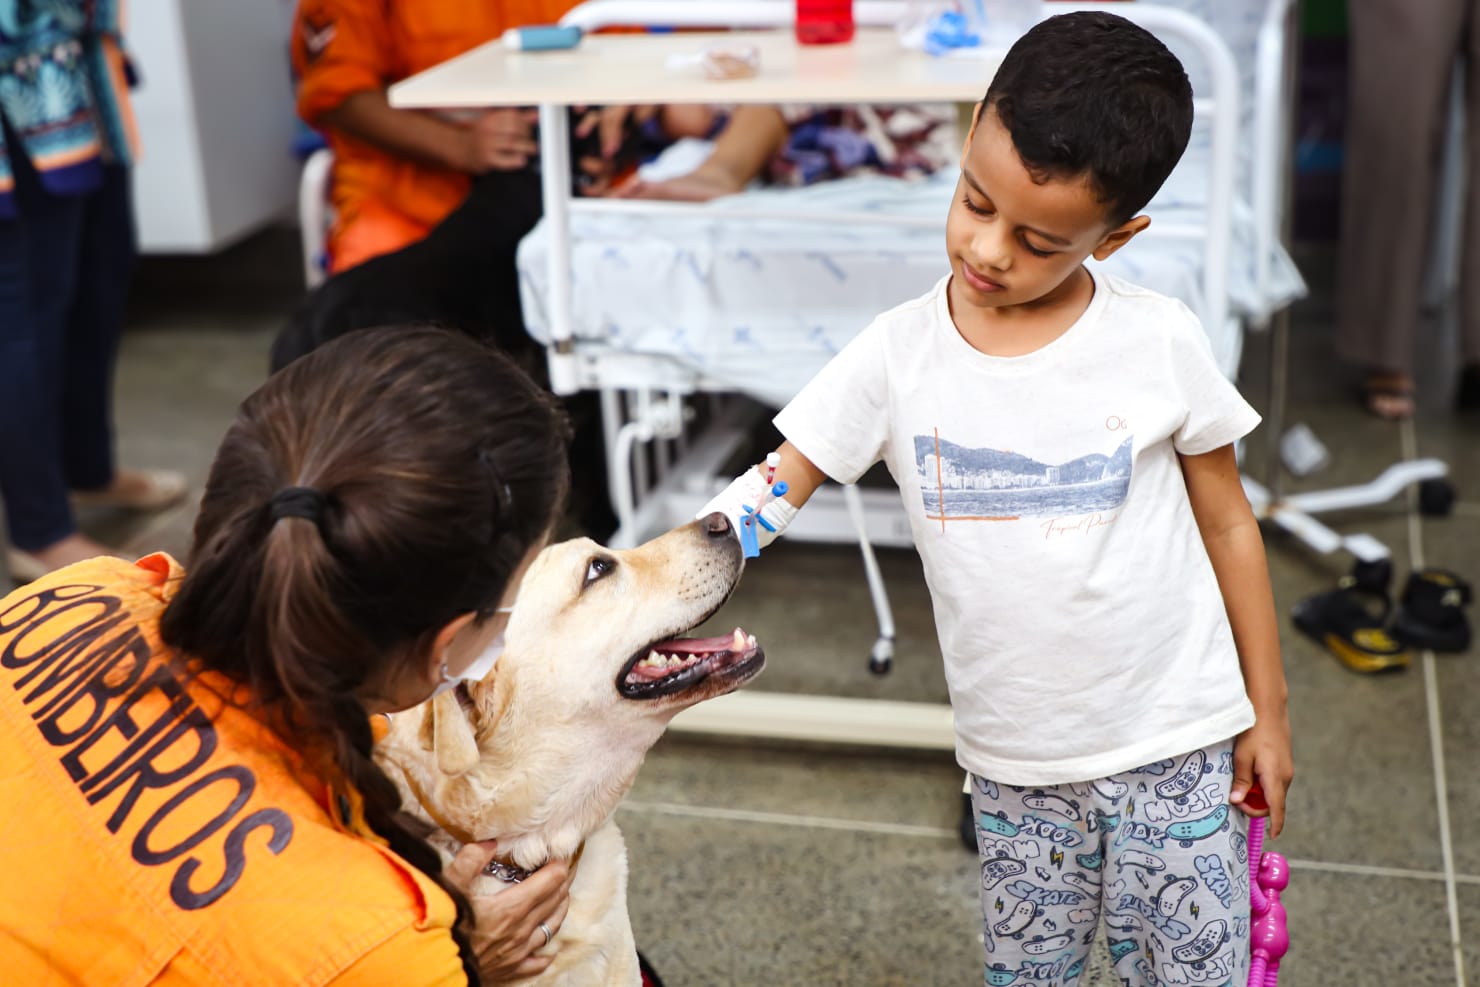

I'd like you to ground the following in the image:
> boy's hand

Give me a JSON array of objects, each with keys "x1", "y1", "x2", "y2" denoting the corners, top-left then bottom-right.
[
  {"x1": 698, "y1": 465, "x2": 798, "y2": 554},
  {"x1": 697, "y1": 443, "x2": 825, "y2": 555},
  {"x1": 457, "y1": 109, "x2": 539, "y2": 173},
  {"x1": 1230, "y1": 708, "x2": 1294, "y2": 838}
]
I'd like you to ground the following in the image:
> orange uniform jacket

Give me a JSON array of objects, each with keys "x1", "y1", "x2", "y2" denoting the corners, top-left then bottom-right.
[
  {"x1": 293, "y1": 0, "x2": 578, "y2": 272},
  {"x1": 0, "y1": 555, "x2": 466, "y2": 986}
]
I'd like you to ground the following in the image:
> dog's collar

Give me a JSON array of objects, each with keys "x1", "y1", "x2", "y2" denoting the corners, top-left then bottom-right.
[
  {"x1": 484, "y1": 857, "x2": 538, "y2": 884},
  {"x1": 482, "y1": 840, "x2": 587, "y2": 885}
]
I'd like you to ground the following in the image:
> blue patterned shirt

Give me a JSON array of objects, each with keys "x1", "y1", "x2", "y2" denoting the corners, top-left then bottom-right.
[{"x1": 0, "y1": 0, "x2": 134, "y2": 218}]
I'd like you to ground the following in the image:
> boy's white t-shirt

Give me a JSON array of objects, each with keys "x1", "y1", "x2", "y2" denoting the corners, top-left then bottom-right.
[{"x1": 774, "y1": 269, "x2": 1261, "y2": 785}]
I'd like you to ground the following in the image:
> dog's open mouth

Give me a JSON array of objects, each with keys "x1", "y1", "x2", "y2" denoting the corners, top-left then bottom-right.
[{"x1": 617, "y1": 627, "x2": 764, "y2": 699}]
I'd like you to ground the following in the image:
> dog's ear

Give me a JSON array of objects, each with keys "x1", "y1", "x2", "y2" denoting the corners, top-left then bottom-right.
[
  {"x1": 426, "y1": 691, "x2": 481, "y2": 776},
  {"x1": 468, "y1": 661, "x2": 513, "y2": 734}
]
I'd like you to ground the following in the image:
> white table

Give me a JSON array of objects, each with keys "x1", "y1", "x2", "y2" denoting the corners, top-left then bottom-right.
[
  {"x1": 389, "y1": 27, "x2": 995, "y2": 108},
  {"x1": 390, "y1": 27, "x2": 999, "y2": 752}
]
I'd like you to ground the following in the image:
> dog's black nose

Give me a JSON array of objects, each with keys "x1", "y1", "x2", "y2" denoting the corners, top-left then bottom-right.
[{"x1": 702, "y1": 511, "x2": 732, "y2": 538}]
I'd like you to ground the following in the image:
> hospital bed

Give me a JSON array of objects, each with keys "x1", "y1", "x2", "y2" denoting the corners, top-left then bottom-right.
[{"x1": 376, "y1": 0, "x2": 1448, "y2": 749}]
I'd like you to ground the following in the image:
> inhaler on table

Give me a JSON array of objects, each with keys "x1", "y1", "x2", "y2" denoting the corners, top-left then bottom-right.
[{"x1": 502, "y1": 25, "x2": 583, "y2": 51}]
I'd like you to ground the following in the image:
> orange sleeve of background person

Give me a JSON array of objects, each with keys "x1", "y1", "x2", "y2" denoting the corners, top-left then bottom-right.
[{"x1": 292, "y1": 0, "x2": 582, "y2": 273}]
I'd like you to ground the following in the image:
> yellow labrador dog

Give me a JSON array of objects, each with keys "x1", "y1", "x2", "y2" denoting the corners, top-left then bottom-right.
[{"x1": 375, "y1": 513, "x2": 764, "y2": 985}]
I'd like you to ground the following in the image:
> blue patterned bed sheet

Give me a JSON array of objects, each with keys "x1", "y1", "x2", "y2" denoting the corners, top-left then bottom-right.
[{"x1": 517, "y1": 147, "x2": 1304, "y2": 408}]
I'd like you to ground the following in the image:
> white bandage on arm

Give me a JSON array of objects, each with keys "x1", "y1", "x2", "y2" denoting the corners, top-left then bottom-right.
[{"x1": 698, "y1": 466, "x2": 799, "y2": 551}]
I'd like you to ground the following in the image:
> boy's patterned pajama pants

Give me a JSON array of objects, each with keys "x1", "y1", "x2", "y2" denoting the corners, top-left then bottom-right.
[{"x1": 969, "y1": 740, "x2": 1250, "y2": 987}]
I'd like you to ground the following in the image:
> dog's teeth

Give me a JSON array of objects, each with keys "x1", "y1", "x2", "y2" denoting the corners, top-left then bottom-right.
[
  {"x1": 731, "y1": 628, "x2": 746, "y2": 650},
  {"x1": 645, "y1": 650, "x2": 663, "y2": 666},
  {"x1": 746, "y1": 634, "x2": 757, "y2": 648}
]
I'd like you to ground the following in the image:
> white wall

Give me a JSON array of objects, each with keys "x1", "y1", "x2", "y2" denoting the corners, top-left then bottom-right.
[{"x1": 129, "y1": 0, "x2": 300, "y2": 253}]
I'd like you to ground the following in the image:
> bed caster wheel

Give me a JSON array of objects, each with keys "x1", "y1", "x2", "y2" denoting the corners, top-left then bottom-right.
[
  {"x1": 959, "y1": 793, "x2": 977, "y2": 851},
  {"x1": 1418, "y1": 478, "x2": 1456, "y2": 517},
  {"x1": 868, "y1": 637, "x2": 894, "y2": 675}
]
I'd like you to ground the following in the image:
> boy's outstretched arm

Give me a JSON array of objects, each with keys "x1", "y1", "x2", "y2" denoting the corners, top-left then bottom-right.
[
  {"x1": 1179, "y1": 443, "x2": 1294, "y2": 838},
  {"x1": 700, "y1": 441, "x2": 829, "y2": 551},
  {"x1": 770, "y1": 441, "x2": 830, "y2": 507}
]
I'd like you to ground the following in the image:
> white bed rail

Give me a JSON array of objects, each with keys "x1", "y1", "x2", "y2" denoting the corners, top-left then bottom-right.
[
  {"x1": 1252, "y1": 0, "x2": 1296, "y2": 332},
  {"x1": 298, "y1": 148, "x2": 334, "y2": 289}
]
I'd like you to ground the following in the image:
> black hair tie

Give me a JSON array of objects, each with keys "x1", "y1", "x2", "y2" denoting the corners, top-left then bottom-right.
[{"x1": 269, "y1": 486, "x2": 328, "y2": 524}]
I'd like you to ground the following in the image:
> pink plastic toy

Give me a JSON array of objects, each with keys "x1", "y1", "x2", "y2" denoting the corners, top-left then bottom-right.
[{"x1": 1244, "y1": 784, "x2": 1289, "y2": 986}]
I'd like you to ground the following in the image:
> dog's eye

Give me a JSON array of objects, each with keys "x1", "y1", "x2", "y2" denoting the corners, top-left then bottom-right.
[{"x1": 585, "y1": 556, "x2": 616, "y2": 584}]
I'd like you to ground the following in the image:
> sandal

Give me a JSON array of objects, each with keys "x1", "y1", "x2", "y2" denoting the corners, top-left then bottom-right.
[
  {"x1": 71, "y1": 469, "x2": 188, "y2": 512},
  {"x1": 7, "y1": 534, "x2": 121, "y2": 584},
  {"x1": 1360, "y1": 372, "x2": 1415, "y2": 421},
  {"x1": 6, "y1": 548, "x2": 50, "y2": 584},
  {"x1": 1292, "y1": 576, "x2": 1411, "y2": 673},
  {"x1": 1392, "y1": 568, "x2": 1473, "y2": 653}
]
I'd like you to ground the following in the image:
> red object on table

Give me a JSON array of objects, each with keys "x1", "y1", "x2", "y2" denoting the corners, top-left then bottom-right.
[{"x1": 795, "y1": 0, "x2": 854, "y2": 44}]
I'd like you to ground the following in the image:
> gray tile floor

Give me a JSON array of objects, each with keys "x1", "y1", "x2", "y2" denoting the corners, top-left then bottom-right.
[{"x1": 17, "y1": 228, "x2": 1477, "y2": 985}]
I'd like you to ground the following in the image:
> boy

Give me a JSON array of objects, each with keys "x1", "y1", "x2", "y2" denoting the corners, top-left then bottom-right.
[{"x1": 702, "y1": 12, "x2": 1293, "y2": 986}]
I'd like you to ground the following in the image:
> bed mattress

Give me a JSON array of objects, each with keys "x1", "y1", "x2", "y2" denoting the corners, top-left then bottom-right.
[{"x1": 517, "y1": 152, "x2": 1305, "y2": 407}]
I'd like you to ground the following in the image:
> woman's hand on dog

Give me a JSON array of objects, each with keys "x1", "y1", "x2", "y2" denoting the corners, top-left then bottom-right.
[{"x1": 447, "y1": 840, "x2": 576, "y2": 982}]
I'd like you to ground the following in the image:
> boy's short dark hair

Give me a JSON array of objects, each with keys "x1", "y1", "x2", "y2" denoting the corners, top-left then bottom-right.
[{"x1": 982, "y1": 11, "x2": 1194, "y2": 226}]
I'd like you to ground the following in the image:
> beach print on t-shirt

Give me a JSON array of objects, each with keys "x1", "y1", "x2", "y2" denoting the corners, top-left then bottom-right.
[{"x1": 915, "y1": 430, "x2": 1132, "y2": 523}]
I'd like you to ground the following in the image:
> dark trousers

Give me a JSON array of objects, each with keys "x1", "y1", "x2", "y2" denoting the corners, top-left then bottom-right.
[
  {"x1": 271, "y1": 169, "x2": 545, "y2": 371},
  {"x1": 0, "y1": 143, "x2": 134, "y2": 551},
  {"x1": 270, "y1": 168, "x2": 617, "y2": 539}
]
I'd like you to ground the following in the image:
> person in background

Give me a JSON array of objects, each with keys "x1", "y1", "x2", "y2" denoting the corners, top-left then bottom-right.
[
  {"x1": 291, "y1": 0, "x2": 958, "y2": 271},
  {"x1": 0, "y1": 326, "x2": 577, "y2": 985},
  {"x1": 1337, "y1": 0, "x2": 1480, "y2": 418},
  {"x1": 292, "y1": 0, "x2": 581, "y2": 274},
  {"x1": 0, "y1": 0, "x2": 186, "y2": 583},
  {"x1": 615, "y1": 103, "x2": 957, "y2": 202}
]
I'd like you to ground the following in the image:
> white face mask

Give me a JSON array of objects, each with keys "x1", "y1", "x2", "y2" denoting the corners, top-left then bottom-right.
[{"x1": 426, "y1": 605, "x2": 514, "y2": 702}]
